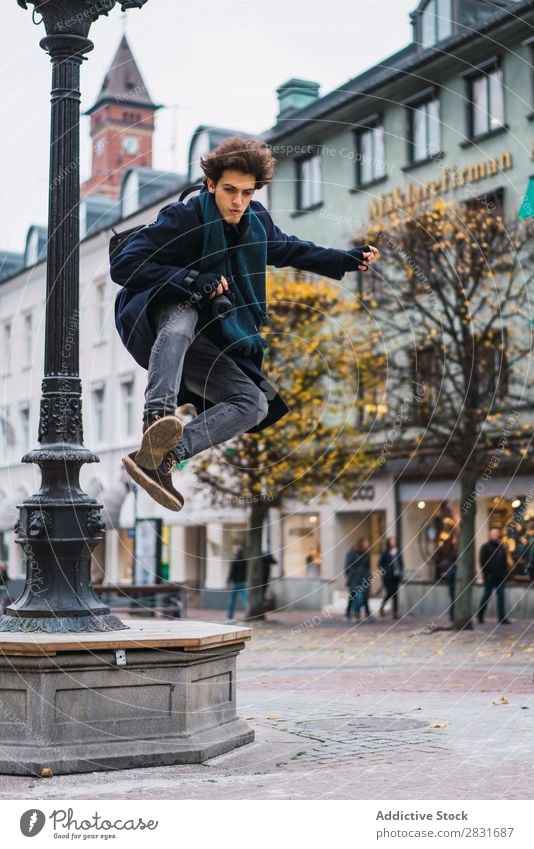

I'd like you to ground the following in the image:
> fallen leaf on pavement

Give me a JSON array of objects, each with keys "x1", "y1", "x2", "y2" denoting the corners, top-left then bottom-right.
[
  {"x1": 491, "y1": 696, "x2": 509, "y2": 705},
  {"x1": 429, "y1": 723, "x2": 448, "y2": 728}
]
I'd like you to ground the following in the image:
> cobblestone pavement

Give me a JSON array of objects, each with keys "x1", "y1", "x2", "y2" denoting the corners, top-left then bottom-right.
[{"x1": 1, "y1": 612, "x2": 533, "y2": 800}]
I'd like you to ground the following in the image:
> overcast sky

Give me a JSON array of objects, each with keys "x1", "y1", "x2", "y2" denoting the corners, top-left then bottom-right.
[{"x1": 0, "y1": 0, "x2": 417, "y2": 252}]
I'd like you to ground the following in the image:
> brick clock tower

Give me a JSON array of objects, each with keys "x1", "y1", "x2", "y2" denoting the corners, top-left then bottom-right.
[{"x1": 81, "y1": 35, "x2": 160, "y2": 199}]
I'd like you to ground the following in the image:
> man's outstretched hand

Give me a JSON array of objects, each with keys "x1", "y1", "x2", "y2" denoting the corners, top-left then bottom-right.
[{"x1": 345, "y1": 245, "x2": 379, "y2": 272}]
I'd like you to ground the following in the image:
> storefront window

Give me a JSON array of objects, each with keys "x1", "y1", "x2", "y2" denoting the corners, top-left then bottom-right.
[
  {"x1": 402, "y1": 494, "x2": 534, "y2": 584},
  {"x1": 282, "y1": 514, "x2": 321, "y2": 577},
  {"x1": 490, "y1": 495, "x2": 534, "y2": 580}
]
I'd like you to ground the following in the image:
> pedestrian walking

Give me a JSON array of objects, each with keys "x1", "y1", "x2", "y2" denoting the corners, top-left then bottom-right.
[
  {"x1": 0, "y1": 562, "x2": 9, "y2": 615},
  {"x1": 261, "y1": 550, "x2": 277, "y2": 611},
  {"x1": 379, "y1": 536, "x2": 404, "y2": 619},
  {"x1": 443, "y1": 548, "x2": 458, "y2": 622},
  {"x1": 111, "y1": 136, "x2": 378, "y2": 511},
  {"x1": 344, "y1": 538, "x2": 372, "y2": 620},
  {"x1": 344, "y1": 542, "x2": 358, "y2": 620},
  {"x1": 477, "y1": 528, "x2": 511, "y2": 624},
  {"x1": 356, "y1": 538, "x2": 372, "y2": 619},
  {"x1": 226, "y1": 545, "x2": 248, "y2": 620}
]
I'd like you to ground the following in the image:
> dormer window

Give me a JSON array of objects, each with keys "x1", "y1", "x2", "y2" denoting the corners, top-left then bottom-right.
[{"x1": 420, "y1": 0, "x2": 453, "y2": 47}]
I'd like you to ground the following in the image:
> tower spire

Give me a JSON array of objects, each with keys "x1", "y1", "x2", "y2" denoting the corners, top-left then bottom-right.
[{"x1": 81, "y1": 35, "x2": 161, "y2": 199}]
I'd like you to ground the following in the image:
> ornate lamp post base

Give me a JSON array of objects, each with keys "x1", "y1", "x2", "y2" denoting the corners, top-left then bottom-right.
[
  {"x1": 0, "y1": 615, "x2": 126, "y2": 634},
  {"x1": 3, "y1": 0, "x2": 149, "y2": 633}
]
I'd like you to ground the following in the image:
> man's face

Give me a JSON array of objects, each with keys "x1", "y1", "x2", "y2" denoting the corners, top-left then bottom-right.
[
  {"x1": 207, "y1": 169, "x2": 256, "y2": 223},
  {"x1": 489, "y1": 528, "x2": 501, "y2": 542}
]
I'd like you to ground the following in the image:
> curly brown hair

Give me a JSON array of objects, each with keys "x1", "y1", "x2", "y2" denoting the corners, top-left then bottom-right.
[{"x1": 200, "y1": 136, "x2": 276, "y2": 189}]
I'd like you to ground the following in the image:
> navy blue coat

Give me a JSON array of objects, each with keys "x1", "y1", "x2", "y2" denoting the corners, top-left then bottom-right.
[{"x1": 111, "y1": 194, "x2": 352, "y2": 433}]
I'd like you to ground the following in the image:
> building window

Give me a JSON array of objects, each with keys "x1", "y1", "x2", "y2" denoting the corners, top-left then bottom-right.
[
  {"x1": 354, "y1": 121, "x2": 386, "y2": 186},
  {"x1": 465, "y1": 187, "x2": 505, "y2": 220},
  {"x1": 19, "y1": 405, "x2": 30, "y2": 453},
  {"x1": 120, "y1": 378, "x2": 135, "y2": 437},
  {"x1": 282, "y1": 513, "x2": 321, "y2": 577},
  {"x1": 0, "y1": 409, "x2": 10, "y2": 461},
  {"x1": 95, "y1": 281, "x2": 107, "y2": 340},
  {"x1": 420, "y1": 0, "x2": 453, "y2": 47},
  {"x1": 409, "y1": 96, "x2": 441, "y2": 162},
  {"x1": 296, "y1": 154, "x2": 322, "y2": 211},
  {"x1": 23, "y1": 313, "x2": 33, "y2": 367},
  {"x1": 356, "y1": 372, "x2": 388, "y2": 428},
  {"x1": 2, "y1": 322, "x2": 12, "y2": 374},
  {"x1": 468, "y1": 66, "x2": 504, "y2": 137},
  {"x1": 91, "y1": 384, "x2": 106, "y2": 442}
]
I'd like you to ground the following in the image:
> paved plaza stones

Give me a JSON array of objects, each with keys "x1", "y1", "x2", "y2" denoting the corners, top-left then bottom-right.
[{"x1": 0, "y1": 612, "x2": 532, "y2": 799}]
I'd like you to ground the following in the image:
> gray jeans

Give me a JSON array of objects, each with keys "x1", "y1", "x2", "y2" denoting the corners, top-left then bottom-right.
[{"x1": 144, "y1": 302, "x2": 269, "y2": 461}]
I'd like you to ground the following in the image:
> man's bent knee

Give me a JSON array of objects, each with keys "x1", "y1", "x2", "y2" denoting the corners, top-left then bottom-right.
[
  {"x1": 226, "y1": 387, "x2": 268, "y2": 428},
  {"x1": 255, "y1": 390, "x2": 269, "y2": 425}
]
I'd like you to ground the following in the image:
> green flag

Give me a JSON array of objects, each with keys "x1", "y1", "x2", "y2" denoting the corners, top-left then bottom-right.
[{"x1": 518, "y1": 176, "x2": 534, "y2": 220}]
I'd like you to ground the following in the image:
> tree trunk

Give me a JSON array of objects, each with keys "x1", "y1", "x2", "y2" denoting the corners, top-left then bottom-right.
[
  {"x1": 453, "y1": 469, "x2": 479, "y2": 630},
  {"x1": 245, "y1": 500, "x2": 269, "y2": 620}
]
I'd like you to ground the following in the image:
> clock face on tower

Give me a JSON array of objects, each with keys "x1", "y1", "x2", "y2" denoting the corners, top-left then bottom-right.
[{"x1": 122, "y1": 135, "x2": 140, "y2": 156}]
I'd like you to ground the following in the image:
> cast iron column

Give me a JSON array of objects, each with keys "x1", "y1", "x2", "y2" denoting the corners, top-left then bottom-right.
[{"x1": 0, "y1": 0, "x2": 149, "y2": 633}]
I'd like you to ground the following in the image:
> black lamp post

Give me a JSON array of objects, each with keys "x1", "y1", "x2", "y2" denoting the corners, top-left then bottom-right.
[{"x1": 0, "y1": 0, "x2": 149, "y2": 633}]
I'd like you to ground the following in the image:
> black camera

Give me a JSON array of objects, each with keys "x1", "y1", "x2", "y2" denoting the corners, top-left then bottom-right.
[{"x1": 211, "y1": 291, "x2": 235, "y2": 321}]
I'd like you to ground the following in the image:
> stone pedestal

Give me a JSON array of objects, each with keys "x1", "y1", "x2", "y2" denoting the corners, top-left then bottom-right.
[{"x1": 0, "y1": 619, "x2": 254, "y2": 776}]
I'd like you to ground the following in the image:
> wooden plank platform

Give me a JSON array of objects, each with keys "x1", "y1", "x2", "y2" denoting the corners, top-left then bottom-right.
[{"x1": 0, "y1": 619, "x2": 253, "y2": 657}]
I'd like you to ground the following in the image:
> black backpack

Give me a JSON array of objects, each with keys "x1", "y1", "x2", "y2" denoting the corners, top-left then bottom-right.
[{"x1": 109, "y1": 182, "x2": 203, "y2": 265}]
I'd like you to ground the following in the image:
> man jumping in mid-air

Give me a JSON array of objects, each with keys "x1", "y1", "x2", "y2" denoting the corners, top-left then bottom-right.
[{"x1": 111, "y1": 136, "x2": 378, "y2": 511}]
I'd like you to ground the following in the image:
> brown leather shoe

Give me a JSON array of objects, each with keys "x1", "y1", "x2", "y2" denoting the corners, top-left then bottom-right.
[
  {"x1": 123, "y1": 451, "x2": 184, "y2": 511},
  {"x1": 134, "y1": 413, "x2": 183, "y2": 470}
]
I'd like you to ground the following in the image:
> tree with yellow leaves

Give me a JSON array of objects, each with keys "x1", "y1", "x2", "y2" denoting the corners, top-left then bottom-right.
[
  {"x1": 192, "y1": 271, "x2": 379, "y2": 619},
  {"x1": 363, "y1": 200, "x2": 533, "y2": 629}
]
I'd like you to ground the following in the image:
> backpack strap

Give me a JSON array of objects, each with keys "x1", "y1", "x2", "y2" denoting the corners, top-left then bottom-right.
[{"x1": 109, "y1": 184, "x2": 203, "y2": 265}]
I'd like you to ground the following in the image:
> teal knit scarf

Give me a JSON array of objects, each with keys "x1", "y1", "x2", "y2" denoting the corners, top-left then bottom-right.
[{"x1": 199, "y1": 184, "x2": 269, "y2": 356}]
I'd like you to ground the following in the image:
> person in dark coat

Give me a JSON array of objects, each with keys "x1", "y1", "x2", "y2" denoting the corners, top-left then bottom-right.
[
  {"x1": 226, "y1": 545, "x2": 248, "y2": 620},
  {"x1": 477, "y1": 528, "x2": 510, "y2": 624},
  {"x1": 344, "y1": 543, "x2": 358, "y2": 619},
  {"x1": 260, "y1": 551, "x2": 277, "y2": 611},
  {"x1": 344, "y1": 538, "x2": 372, "y2": 620},
  {"x1": 0, "y1": 562, "x2": 9, "y2": 615},
  {"x1": 379, "y1": 536, "x2": 404, "y2": 619},
  {"x1": 110, "y1": 135, "x2": 378, "y2": 511}
]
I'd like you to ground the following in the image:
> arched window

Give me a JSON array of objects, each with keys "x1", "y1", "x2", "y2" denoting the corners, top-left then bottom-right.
[{"x1": 420, "y1": 0, "x2": 453, "y2": 47}]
